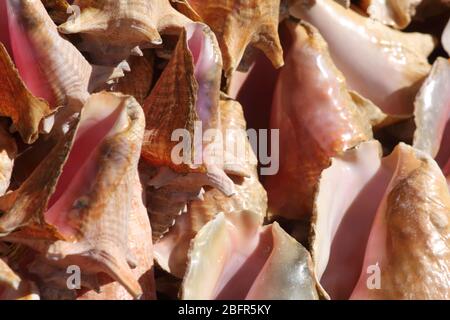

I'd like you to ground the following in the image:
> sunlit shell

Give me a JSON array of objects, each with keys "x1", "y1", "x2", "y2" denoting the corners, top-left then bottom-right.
[
  {"x1": 413, "y1": 58, "x2": 450, "y2": 158},
  {"x1": 3, "y1": 0, "x2": 93, "y2": 109},
  {"x1": 358, "y1": 0, "x2": 423, "y2": 29},
  {"x1": 263, "y1": 21, "x2": 372, "y2": 220},
  {"x1": 142, "y1": 23, "x2": 221, "y2": 173},
  {"x1": 181, "y1": 213, "x2": 319, "y2": 299},
  {"x1": 0, "y1": 0, "x2": 448, "y2": 302},
  {"x1": 351, "y1": 144, "x2": 450, "y2": 299},
  {"x1": 173, "y1": 0, "x2": 284, "y2": 77},
  {"x1": 312, "y1": 140, "x2": 450, "y2": 299},
  {"x1": 349, "y1": 90, "x2": 410, "y2": 130},
  {"x1": 26, "y1": 174, "x2": 156, "y2": 300},
  {"x1": 76, "y1": 171, "x2": 155, "y2": 300},
  {"x1": 289, "y1": 0, "x2": 434, "y2": 115},
  {"x1": 0, "y1": 92, "x2": 147, "y2": 298},
  {"x1": 58, "y1": 0, "x2": 191, "y2": 63},
  {"x1": 0, "y1": 114, "x2": 78, "y2": 238}
]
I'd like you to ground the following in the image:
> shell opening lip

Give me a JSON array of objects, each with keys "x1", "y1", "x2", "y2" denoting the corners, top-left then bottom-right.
[
  {"x1": 186, "y1": 22, "x2": 216, "y2": 124},
  {"x1": 3, "y1": 0, "x2": 58, "y2": 106},
  {"x1": 314, "y1": 141, "x2": 389, "y2": 299},
  {"x1": 44, "y1": 94, "x2": 127, "y2": 238},
  {"x1": 213, "y1": 225, "x2": 273, "y2": 299},
  {"x1": 0, "y1": 0, "x2": 12, "y2": 54},
  {"x1": 186, "y1": 23, "x2": 204, "y2": 66}
]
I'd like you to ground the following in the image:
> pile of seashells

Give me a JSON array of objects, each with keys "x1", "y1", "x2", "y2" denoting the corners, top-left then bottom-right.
[{"x1": 0, "y1": 0, "x2": 449, "y2": 300}]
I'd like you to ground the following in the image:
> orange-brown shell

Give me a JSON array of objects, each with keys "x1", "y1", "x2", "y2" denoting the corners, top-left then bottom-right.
[
  {"x1": 113, "y1": 51, "x2": 155, "y2": 106},
  {"x1": 173, "y1": 0, "x2": 284, "y2": 77},
  {"x1": 58, "y1": 0, "x2": 191, "y2": 62},
  {"x1": 0, "y1": 43, "x2": 52, "y2": 144},
  {"x1": 8, "y1": 0, "x2": 93, "y2": 108},
  {"x1": 141, "y1": 24, "x2": 221, "y2": 173},
  {"x1": 76, "y1": 171, "x2": 156, "y2": 300},
  {"x1": 154, "y1": 96, "x2": 268, "y2": 277},
  {"x1": 0, "y1": 92, "x2": 147, "y2": 298},
  {"x1": 0, "y1": 116, "x2": 78, "y2": 239}
]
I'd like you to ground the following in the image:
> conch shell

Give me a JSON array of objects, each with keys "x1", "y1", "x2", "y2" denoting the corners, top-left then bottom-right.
[
  {"x1": 413, "y1": 58, "x2": 450, "y2": 161},
  {"x1": 0, "y1": 92, "x2": 148, "y2": 299},
  {"x1": 25, "y1": 171, "x2": 156, "y2": 300},
  {"x1": 312, "y1": 140, "x2": 450, "y2": 299},
  {"x1": 154, "y1": 96, "x2": 267, "y2": 277},
  {"x1": 3, "y1": 0, "x2": 93, "y2": 108},
  {"x1": 173, "y1": 0, "x2": 284, "y2": 77},
  {"x1": 181, "y1": 213, "x2": 319, "y2": 300},
  {"x1": 264, "y1": 21, "x2": 371, "y2": 220},
  {"x1": 142, "y1": 23, "x2": 222, "y2": 173},
  {"x1": 289, "y1": 0, "x2": 434, "y2": 115},
  {"x1": 0, "y1": 43, "x2": 52, "y2": 143},
  {"x1": 142, "y1": 23, "x2": 235, "y2": 240},
  {"x1": 77, "y1": 171, "x2": 155, "y2": 300},
  {"x1": 358, "y1": 0, "x2": 423, "y2": 29},
  {"x1": 58, "y1": 0, "x2": 191, "y2": 63}
]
